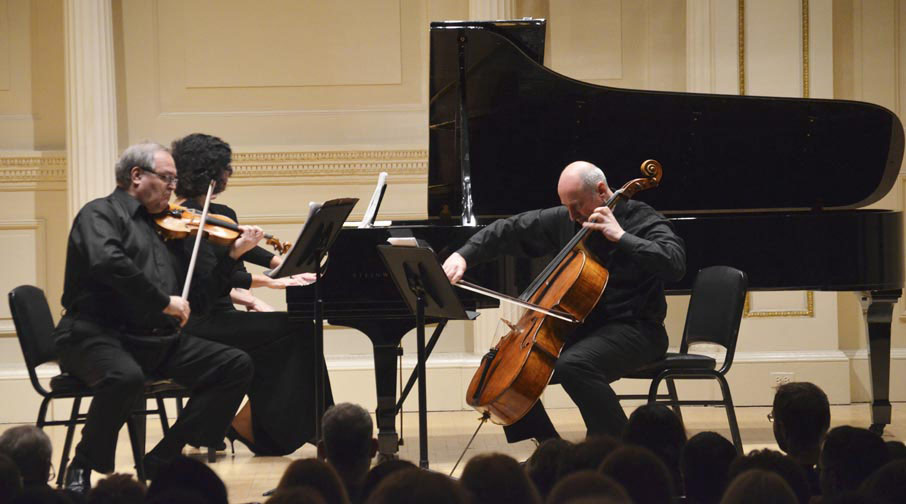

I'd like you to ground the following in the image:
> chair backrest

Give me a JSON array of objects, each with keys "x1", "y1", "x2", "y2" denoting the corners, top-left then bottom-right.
[
  {"x1": 680, "y1": 266, "x2": 748, "y2": 369},
  {"x1": 8, "y1": 285, "x2": 58, "y2": 390}
]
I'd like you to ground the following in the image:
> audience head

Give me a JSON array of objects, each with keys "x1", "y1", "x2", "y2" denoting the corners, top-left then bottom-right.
[
  {"x1": 727, "y1": 449, "x2": 809, "y2": 504},
  {"x1": 0, "y1": 426, "x2": 52, "y2": 488},
  {"x1": 720, "y1": 469, "x2": 797, "y2": 504},
  {"x1": 0, "y1": 453, "x2": 23, "y2": 504},
  {"x1": 264, "y1": 486, "x2": 328, "y2": 504},
  {"x1": 557, "y1": 435, "x2": 620, "y2": 479},
  {"x1": 87, "y1": 474, "x2": 146, "y2": 504},
  {"x1": 623, "y1": 403, "x2": 686, "y2": 489},
  {"x1": 546, "y1": 470, "x2": 631, "y2": 504},
  {"x1": 859, "y1": 458, "x2": 906, "y2": 504},
  {"x1": 524, "y1": 438, "x2": 573, "y2": 499},
  {"x1": 885, "y1": 440, "x2": 906, "y2": 461},
  {"x1": 681, "y1": 431, "x2": 738, "y2": 504},
  {"x1": 145, "y1": 456, "x2": 227, "y2": 504},
  {"x1": 819, "y1": 426, "x2": 889, "y2": 498},
  {"x1": 277, "y1": 458, "x2": 349, "y2": 504},
  {"x1": 360, "y1": 460, "x2": 417, "y2": 504},
  {"x1": 771, "y1": 382, "x2": 830, "y2": 460},
  {"x1": 318, "y1": 403, "x2": 377, "y2": 485},
  {"x1": 171, "y1": 133, "x2": 232, "y2": 198},
  {"x1": 364, "y1": 468, "x2": 468, "y2": 504},
  {"x1": 599, "y1": 445, "x2": 674, "y2": 504},
  {"x1": 459, "y1": 453, "x2": 539, "y2": 504}
]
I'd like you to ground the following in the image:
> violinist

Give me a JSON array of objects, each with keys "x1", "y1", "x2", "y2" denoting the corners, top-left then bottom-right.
[
  {"x1": 170, "y1": 133, "x2": 332, "y2": 456},
  {"x1": 54, "y1": 143, "x2": 259, "y2": 493},
  {"x1": 442, "y1": 161, "x2": 686, "y2": 442}
]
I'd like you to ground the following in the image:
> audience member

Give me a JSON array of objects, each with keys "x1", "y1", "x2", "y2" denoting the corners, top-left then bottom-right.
[
  {"x1": 623, "y1": 403, "x2": 686, "y2": 492},
  {"x1": 264, "y1": 486, "x2": 328, "y2": 504},
  {"x1": 720, "y1": 469, "x2": 797, "y2": 504},
  {"x1": 145, "y1": 456, "x2": 227, "y2": 504},
  {"x1": 360, "y1": 460, "x2": 416, "y2": 504},
  {"x1": 10, "y1": 485, "x2": 75, "y2": 504},
  {"x1": 681, "y1": 431, "x2": 737, "y2": 504},
  {"x1": 0, "y1": 426, "x2": 52, "y2": 489},
  {"x1": 771, "y1": 382, "x2": 829, "y2": 495},
  {"x1": 546, "y1": 470, "x2": 631, "y2": 504},
  {"x1": 523, "y1": 438, "x2": 573, "y2": 500},
  {"x1": 144, "y1": 488, "x2": 206, "y2": 504},
  {"x1": 859, "y1": 458, "x2": 906, "y2": 504},
  {"x1": 727, "y1": 449, "x2": 809, "y2": 504},
  {"x1": 885, "y1": 440, "x2": 906, "y2": 461},
  {"x1": 364, "y1": 469, "x2": 468, "y2": 504},
  {"x1": 557, "y1": 435, "x2": 620, "y2": 479},
  {"x1": 599, "y1": 445, "x2": 674, "y2": 504},
  {"x1": 277, "y1": 459, "x2": 349, "y2": 504},
  {"x1": 0, "y1": 453, "x2": 23, "y2": 504},
  {"x1": 86, "y1": 474, "x2": 145, "y2": 504},
  {"x1": 459, "y1": 453, "x2": 540, "y2": 504},
  {"x1": 318, "y1": 403, "x2": 377, "y2": 503},
  {"x1": 819, "y1": 426, "x2": 888, "y2": 499}
]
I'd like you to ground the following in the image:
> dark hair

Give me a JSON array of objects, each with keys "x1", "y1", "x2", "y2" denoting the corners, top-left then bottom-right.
[
  {"x1": 87, "y1": 473, "x2": 146, "y2": 504},
  {"x1": 623, "y1": 403, "x2": 686, "y2": 492},
  {"x1": 364, "y1": 469, "x2": 468, "y2": 504},
  {"x1": 598, "y1": 445, "x2": 674, "y2": 504},
  {"x1": 0, "y1": 453, "x2": 23, "y2": 503},
  {"x1": 145, "y1": 488, "x2": 207, "y2": 504},
  {"x1": 524, "y1": 438, "x2": 573, "y2": 499},
  {"x1": 321, "y1": 403, "x2": 375, "y2": 479},
  {"x1": 820, "y1": 426, "x2": 889, "y2": 498},
  {"x1": 721, "y1": 469, "x2": 798, "y2": 504},
  {"x1": 772, "y1": 382, "x2": 830, "y2": 456},
  {"x1": 171, "y1": 133, "x2": 233, "y2": 198},
  {"x1": 557, "y1": 435, "x2": 620, "y2": 479},
  {"x1": 264, "y1": 486, "x2": 328, "y2": 504},
  {"x1": 145, "y1": 456, "x2": 227, "y2": 504},
  {"x1": 728, "y1": 449, "x2": 809, "y2": 504},
  {"x1": 681, "y1": 431, "x2": 737, "y2": 504},
  {"x1": 885, "y1": 440, "x2": 906, "y2": 461},
  {"x1": 860, "y1": 458, "x2": 906, "y2": 504},
  {"x1": 360, "y1": 460, "x2": 417, "y2": 504},
  {"x1": 277, "y1": 458, "x2": 349, "y2": 504},
  {"x1": 459, "y1": 453, "x2": 540, "y2": 504},
  {"x1": 0, "y1": 425, "x2": 52, "y2": 487},
  {"x1": 546, "y1": 470, "x2": 630, "y2": 504}
]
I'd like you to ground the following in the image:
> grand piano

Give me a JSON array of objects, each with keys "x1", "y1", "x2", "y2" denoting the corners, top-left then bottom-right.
[{"x1": 289, "y1": 19, "x2": 904, "y2": 458}]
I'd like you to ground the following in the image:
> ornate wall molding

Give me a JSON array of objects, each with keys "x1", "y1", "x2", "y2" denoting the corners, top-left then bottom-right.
[
  {"x1": 743, "y1": 290, "x2": 815, "y2": 318},
  {"x1": 738, "y1": 0, "x2": 745, "y2": 95},
  {"x1": 802, "y1": 0, "x2": 810, "y2": 98},
  {"x1": 0, "y1": 155, "x2": 67, "y2": 190}
]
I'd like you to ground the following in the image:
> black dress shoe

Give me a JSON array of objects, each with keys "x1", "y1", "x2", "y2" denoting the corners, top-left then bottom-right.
[{"x1": 63, "y1": 464, "x2": 91, "y2": 495}]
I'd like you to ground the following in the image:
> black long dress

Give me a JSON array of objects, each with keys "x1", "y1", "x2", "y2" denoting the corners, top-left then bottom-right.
[{"x1": 182, "y1": 200, "x2": 333, "y2": 455}]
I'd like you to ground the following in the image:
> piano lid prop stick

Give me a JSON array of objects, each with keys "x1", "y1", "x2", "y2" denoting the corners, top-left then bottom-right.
[
  {"x1": 454, "y1": 280, "x2": 578, "y2": 323},
  {"x1": 181, "y1": 181, "x2": 216, "y2": 300}
]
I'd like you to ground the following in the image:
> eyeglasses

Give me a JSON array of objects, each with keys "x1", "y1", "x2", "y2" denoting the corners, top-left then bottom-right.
[
  {"x1": 767, "y1": 411, "x2": 774, "y2": 423},
  {"x1": 141, "y1": 167, "x2": 178, "y2": 186}
]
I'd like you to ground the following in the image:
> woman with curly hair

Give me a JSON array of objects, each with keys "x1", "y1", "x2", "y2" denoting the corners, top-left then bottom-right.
[{"x1": 170, "y1": 132, "x2": 332, "y2": 455}]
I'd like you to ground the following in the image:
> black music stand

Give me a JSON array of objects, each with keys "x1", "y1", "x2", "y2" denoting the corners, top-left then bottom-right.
[
  {"x1": 268, "y1": 198, "x2": 358, "y2": 443},
  {"x1": 377, "y1": 244, "x2": 473, "y2": 468}
]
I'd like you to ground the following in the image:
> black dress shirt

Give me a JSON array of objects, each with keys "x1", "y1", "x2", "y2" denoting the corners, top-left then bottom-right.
[{"x1": 456, "y1": 199, "x2": 686, "y2": 326}]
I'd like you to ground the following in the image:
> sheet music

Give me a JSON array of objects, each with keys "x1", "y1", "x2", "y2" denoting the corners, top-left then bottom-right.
[
  {"x1": 359, "y1": 172, "x2": 387, "y2": 228},
  {"x1": 265, "y1": 202, "x2": 322, "y2": 278}
]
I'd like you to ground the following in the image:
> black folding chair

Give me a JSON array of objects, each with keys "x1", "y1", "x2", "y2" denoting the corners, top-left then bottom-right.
[
  {"x1": 619, "y1": 266, "x2": 748, "y2": 454},
  {"x1": 8, "y1": 285, "x2": 190, "y2": 484}
]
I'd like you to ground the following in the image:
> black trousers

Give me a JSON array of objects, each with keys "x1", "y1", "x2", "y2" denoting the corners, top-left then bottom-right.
[
  {"x1": 56, "y1": 320, "x2": 253, "y2": 473},
  {"x1": 184, "y1": 308, "x2": 333, "y2": 455},
  {"x1": 504, "y1": 319, "x2": 668, "y2": 443}
]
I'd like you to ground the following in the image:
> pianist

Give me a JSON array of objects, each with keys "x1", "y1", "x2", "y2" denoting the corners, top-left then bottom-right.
[{"x1": 442, "y1": 160, "x2": 686, "y2": 442}]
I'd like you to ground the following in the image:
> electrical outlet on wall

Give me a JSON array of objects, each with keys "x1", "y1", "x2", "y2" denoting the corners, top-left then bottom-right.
[{"x1": 770, "y1": 372, "x2": 794, "y2": 387}]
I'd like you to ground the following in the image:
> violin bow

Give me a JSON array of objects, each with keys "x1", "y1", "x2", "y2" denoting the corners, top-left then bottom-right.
[{"x1": 181, "y1": 181, "x2": 216, "y2": 300}]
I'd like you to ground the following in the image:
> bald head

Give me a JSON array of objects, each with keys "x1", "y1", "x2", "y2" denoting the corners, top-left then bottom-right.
[{"x1": 558, "y1": 161, "x2": 611, "y2": 223}]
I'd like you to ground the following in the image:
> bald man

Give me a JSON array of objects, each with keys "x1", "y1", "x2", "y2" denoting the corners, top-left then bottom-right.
[{"x1": 443, "y1": 161, "x2": 686, "y2": 442}]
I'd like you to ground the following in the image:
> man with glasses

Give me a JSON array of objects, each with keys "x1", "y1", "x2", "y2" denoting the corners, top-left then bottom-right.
[{"x1": 53, "y1": 143, "x2": 261, "y2": 493}]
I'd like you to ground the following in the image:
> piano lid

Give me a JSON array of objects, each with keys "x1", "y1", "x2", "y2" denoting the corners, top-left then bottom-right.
[{"x1": 428, "y1": 20, "x2": 905, "y2": 218}]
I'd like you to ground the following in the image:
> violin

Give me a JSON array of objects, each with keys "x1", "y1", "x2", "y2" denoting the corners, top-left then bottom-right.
[
  {"x1": 465, "y1": 159, "x2": 663, "y2": 426},
  {"x1": 154, "y1": 203, "x2": 292, "y2": 255}
]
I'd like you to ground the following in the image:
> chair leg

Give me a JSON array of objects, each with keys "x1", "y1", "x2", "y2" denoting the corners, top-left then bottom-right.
[
  {"x1": 126, "y1": 415, "x2": 146, "y2": 482},
  {"x1": 207, "y1": 447, "x2": 216, "y2": 463},
  {"x1": 666, "y1": 378, "x2": 685, "y2": 427},
  {"x1": 176, "y1": 396, "x2": 184, "y2": 415},
  {"x1": 716, "y1": 374, "x2": 744, "y2": 454},
  {"x1": 155, "y1": 395, "x2": 170, "y2": 434},
  {"x1": 55, "y1": 397, "x2": 82, "y2": 488},
  {"x1": 36, "y1": 397, "x2": 51, "y2": 429}
]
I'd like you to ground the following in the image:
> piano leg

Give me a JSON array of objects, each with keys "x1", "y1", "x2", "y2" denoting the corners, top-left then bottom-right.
[{"x1": 859, "y1": 290, "x2": 901, "y2": 435}]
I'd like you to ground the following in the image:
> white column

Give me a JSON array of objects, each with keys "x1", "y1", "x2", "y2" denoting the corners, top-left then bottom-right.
[
  {"x1": 687, "y1": 0, "x2": 714, "y2": 93},
  {"x1": 469, "y1": 0, "x2": 515, "y2": 20},
  {"x1": 64, "y1": 0, "x2": 119, "y2": 220}
]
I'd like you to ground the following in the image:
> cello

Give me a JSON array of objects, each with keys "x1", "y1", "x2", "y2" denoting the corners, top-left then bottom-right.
[{"x1": 464, "y1": 160, "x2": 663, "y2": 426}]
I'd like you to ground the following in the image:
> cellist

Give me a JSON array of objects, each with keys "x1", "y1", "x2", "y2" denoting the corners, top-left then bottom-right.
[{"x1": 442, "y1": 161, "x2": 686, "y2": 443}]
